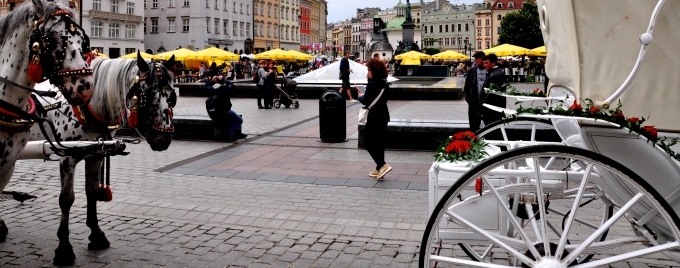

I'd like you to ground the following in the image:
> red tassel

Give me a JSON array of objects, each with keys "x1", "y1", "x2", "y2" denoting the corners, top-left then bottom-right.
[
  {"x1": 28, "y1": 56, "x2": 44, "y2": 83},
  {"x1": 96, "y1": 185, "x2": 113, "y2": 202},
  {"x1": 127, "y1": 110, "x2": 138, "y2": 128}
]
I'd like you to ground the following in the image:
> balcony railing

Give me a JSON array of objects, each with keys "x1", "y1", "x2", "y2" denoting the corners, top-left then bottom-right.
[{"x1": 88, "y1": 10, "x2": 143, "y2": 22}]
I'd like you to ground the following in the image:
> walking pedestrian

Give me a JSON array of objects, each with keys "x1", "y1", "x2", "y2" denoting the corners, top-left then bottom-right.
[
  {"x1": 359, "y1": 54, "x2": 391, "y2": 179},
  {"x1": 256, "y1": 60, "x2": 267, "y2": 109},
  {"x1": 339, "y1": 51, "x2": 356, "y2": 102},
  {"x1": 264, "y1": 61, "x2": 277, "y2": 109}
]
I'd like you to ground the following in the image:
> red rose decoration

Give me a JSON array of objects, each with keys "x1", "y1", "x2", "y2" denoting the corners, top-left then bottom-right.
[
  {"x1": 643, "y1": 126, "x2": 658, "y2": 138},
  {"x1": 453, "y1": 131, "x2": 477, "y2": 140},
  {"x1": 446, "y1": 140, "x2": 472, "y2": 154},
  {"x1": 589, "y1": 106, "x2": 600, "y2": 113},
  {"x1": 627, "y1": 117, "x2": 640, "y2": 123},
  {"x1": 569, "y1": 101, "x2": 582, "y2": 111},
  {"x1": 612, "y1": 110, "x2": 625, "y2": 121},
  {"x1": 533, "y1": 88, "x2": 542, "y2": 94}
]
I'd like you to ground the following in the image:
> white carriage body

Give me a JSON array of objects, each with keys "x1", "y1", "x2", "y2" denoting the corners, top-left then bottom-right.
[{"x1": 540, "y1": 0, "x2": 680, "y2": 132}]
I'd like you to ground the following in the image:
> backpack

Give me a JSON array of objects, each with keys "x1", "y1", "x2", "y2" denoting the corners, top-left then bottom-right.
[{"x1": 252, "y1": 68, "x2": 260, "y2": 83}]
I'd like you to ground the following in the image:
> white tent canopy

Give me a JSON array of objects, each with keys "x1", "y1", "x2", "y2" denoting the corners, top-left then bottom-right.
[{"x1": 294, "y1": 60, "x2": 398, "y2": 84}]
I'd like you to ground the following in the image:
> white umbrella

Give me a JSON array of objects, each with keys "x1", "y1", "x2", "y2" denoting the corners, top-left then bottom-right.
[{"x1": 294, "y1": 60, "x2": 398, "y2": 84}]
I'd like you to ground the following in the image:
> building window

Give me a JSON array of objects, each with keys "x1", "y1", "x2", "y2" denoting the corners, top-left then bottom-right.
[
  {"x1": 168, "y1": 18, "x2": 175, "y2": 32},
  {"x1": 429, "y1": 25, "x2": 433, "y2": 33},
  {"x1": 267, "y1": 24, "x2": 271, "y2": 37},
  {"x1": 91, "y1": 21, "x2": 103, "y2": 37},
  {"x1": 109, "y1": 23, "x2": 120, "y2": 38},
  {"x1": 206, "y1": 18, "x2": 210, "y2": 33},
  {"x1": 246, "y1": 5, "x2": 250, "y2": 15},
  {"x1": 497, "y1": 27, "x2": 502, "y2": 34},
  {"x1": 168, "y1": 0, "x2": 174, "y2": 8},
  {"x1": 486, "y1": 41, "x2": 490, "y2": 49},
  {"x1": 497, "y1": 14, "x2": 502, "y2": 20},
  {"x1": 223, "y1": 20, "x2": 228, "y2": 35},
  {"x1": 508, "y1": 2, "x2": 514, "y2": 8},
  {"x1": 240, "y1": 3, "x2": 243, "y2": 13},
  {"x1": 93, "y1": 0, "x2": 101, "y2": 11},
  {"x1": 126, "y1": 2, "x2": 134, "y2": 15},
  {"x1": 246, "y1": 22, "x2": 251, "y2": 37},
  {"x1": 152, "y1": 0, "x2": 158, "y2": 8},
  {"x1": 254, "y1": 23, "x2": 258, "y2": 37},
  {"x1": 458, "y1": 24, "x2": 461, "y2": 32},
  {"x1": 233, "y1": 21, "x2": 238, "y2": 36},
  {"x1": 213, "y1": 18, "x2": 218, "y2": 33},
  {"x1": 477, "y1": 29, "x2": 481, "y2": 36},
  {"x1": 497, "y1": 3, "x2": 502, "y2": 8},
  {"x1": 125, "y1": 24, "x2": 135, "y2": 38},
  {"x1": 485, "y1": 28, "x2": 490, "y2": 36},
  {"x1": 254, "y1": 3, "x2": 257, "y2": 15},
  {"x1": 439, "y1": 25, "x2": 442, "y2": 33},
  {"x1": 214, "y1": 0, "x2": 218, "y2": 9},
  {"x1": 260, "y1": 22, "x2": 264, "y2": 37},
  {"x1": 183, "y1": 0, "x2": 189, "y2": 7},
  {"x1": 234, "y1": 2, "x2": 237, "y2": 13},
  {"x1": 144, "y1": 21, "x2": 146, "y2": 33},
  {"x1": 182, "y1": 18, "x2": 189, "y2": 32},
  {"x1": 205, "y1": 0, "x2": 209, "y2": 8},
  {"x1": 224, "y1": 0, "x2": 228, "y2": 10},
  {"x1": 465, "y1": 24, "x2": 469, "y2": 32},
  {"x1": 477, "y1": 19, "x2": 481, "y2": 26},
  {"x1": 274, "y1": 6, "x2": 278, "y2": 18},
  {"x1": 485, "y1": 19, "x2": 490, "y2": 26},
  {"x1": 477, "y1": 41, "x2": 481, "y2": 49},
  {"x1": 274, "y1": 25, "x2": 278, "y2": 38},
  {"x1": 125, "y1": 48, "x2": 136, "y2": 54},
  {"x1": 260, "y1": 5, "x2": 264, "y2": 15},
  {"x1": 445, "y1": 25, "x2": 448, "y2": 32},
  {"x1": 240, "y1": 22, "x2": 244, "y2": 36},
  {"x1": 110, "y1": 0, "x2": 119, "y2": 13},
  {"x1": 151, "y1": 18, "x2": 158, "y2": 33}
]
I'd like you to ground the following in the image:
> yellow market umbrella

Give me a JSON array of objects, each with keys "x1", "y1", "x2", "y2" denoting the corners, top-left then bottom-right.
[
  {"x1": 400, "y1": 58, "x2": 421, "y2": 66},
  {"x1": 287, "y1": 50, "x2": 314, "y2": 60},
  {"x1": 192, "y1": 47, "x2": 240, "y2": 61},
  {"x1": 432, "y1": 50, "x2": 469, "y2": 60},
  {"x1": 254, "y1": 49, "x2": 295, "y2": 60},
  {"x1": 120, "y1": 51, "x2": 155, "y2": 59},
  {"x1": 483, "y1": 44, "x2": 531, "y2": 56},
  {"x1": 394, "y1": 50, "x2": 431, "y2": 60},
  {"x1": 530, "y1": 46, "x2": 547, "y2": 57},
  {"x1": 153, "y1": 48, "x2": 198, "y2": 61}
]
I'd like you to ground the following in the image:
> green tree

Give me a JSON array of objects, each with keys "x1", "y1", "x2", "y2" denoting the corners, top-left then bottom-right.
[
  {"x1": 498, "y1": 1, "x2": 544, "y2": 49},
  {"x1": 424, "y1": 48, "x2": 440, "y2": 55}
]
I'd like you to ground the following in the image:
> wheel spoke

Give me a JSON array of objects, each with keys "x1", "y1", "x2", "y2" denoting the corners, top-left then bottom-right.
[
  {"x1": 482, "y1": 176, "x2": 542, "y2": 261},
  {"x1": 556, "y1": 163, "x2": 593, "y2": 259},
  {"x1": 570, "y1": 241, "x2": 680, "y2": 268},
  {"x1": 563, "y1": 192, "x2": 645, "y2": 264},
  {"x1": 448, "y1": 211, "x2": 535, "y2": 265},
  {"x1": 533, "y1": 157, "x2": 551, "y2": 257},
  {"x1": 547, "y1": 207, "x2": 601, "y2": 229}
]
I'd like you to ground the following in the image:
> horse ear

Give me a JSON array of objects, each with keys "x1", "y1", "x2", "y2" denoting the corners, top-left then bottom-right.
[
  {"x1": 137, "y1": 51, "x2": 150, "y2": 73},
  {"x1": 163, "y1": 55, "x2": 176, "y2": 69},
  {"x1": 31, "y1": 0, "x2": 45, "y2": 14}
]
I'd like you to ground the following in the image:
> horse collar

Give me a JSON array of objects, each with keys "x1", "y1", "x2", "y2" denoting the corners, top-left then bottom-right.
[
  {"x1": 72, "y1": 105, "x2": 125, "y2": 132},
  {"x1": 0, "y1": 98, "x2": 36, "y2": 133}
]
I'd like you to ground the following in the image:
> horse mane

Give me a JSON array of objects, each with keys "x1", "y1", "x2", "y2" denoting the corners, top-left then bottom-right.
[
  {"x1": 89, "y1": 57, "x2": 141, "y2": 124},
  {"x1": 0, "y1": 1, "x2": 72, "y2": 43}
]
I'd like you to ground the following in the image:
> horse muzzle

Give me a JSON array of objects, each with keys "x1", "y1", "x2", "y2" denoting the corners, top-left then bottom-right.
[{"x1": 54, "y1": 68, "x2": 94, "y2": 106}]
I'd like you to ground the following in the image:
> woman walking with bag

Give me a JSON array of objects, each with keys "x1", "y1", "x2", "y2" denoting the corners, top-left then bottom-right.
[{"x1": 359, "y1": 55, "x2": 391, "y2": 179}]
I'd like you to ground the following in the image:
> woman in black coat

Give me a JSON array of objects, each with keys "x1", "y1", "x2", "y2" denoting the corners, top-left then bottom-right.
[{"x1": 358, "y1": 57, "x2": 391, "y2": 179}]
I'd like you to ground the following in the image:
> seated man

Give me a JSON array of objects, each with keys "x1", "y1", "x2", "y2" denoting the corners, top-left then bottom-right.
[{"x1": 204, "y1": 76, "x2": 247, "y2": 141}]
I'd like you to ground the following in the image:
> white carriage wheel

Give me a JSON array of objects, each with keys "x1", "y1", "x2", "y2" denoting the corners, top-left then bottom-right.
[
  {"x1": 273, "y1": 99, "x2": 281, "y2": 109},
  {"x1": 420, "y1": 145, "x2": 680, "y2": 267}
]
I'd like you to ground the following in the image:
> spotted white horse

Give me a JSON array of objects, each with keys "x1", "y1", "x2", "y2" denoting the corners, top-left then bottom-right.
[
  {"x1": 30, "y1": 53, "x2": 176, "y2": 265},
  {"x1": 0, "y1": 0, "x2": 94, "y2": 246}
]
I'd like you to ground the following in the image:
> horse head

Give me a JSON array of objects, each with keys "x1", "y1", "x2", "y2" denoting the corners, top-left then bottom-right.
[
  {"x1": 128, "y1": 53, "x2": 176, "y2": 151},
  {"x1": 30, "y1": 0, "x2": 94, "y2": 106}
]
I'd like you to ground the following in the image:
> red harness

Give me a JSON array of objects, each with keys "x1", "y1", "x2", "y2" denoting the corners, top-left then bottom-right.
[{"x1": 72, "y1": 104, "x2": 126, "y2": 132}]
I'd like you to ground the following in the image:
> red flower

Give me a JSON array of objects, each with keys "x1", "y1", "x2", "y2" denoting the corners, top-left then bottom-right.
[
  {"x1": 453, "y1": 131, "x2": 477, "y2": 141},
  {"x1": 589, "y1": 106, "x2": 600, "y2": 113},
  {"x1": 627, "y1": 117, "x2": 641, "y2": 123},
  {"x1": 533, "y1": 88, "x2": 543, "y2": 94},
  {"x1": 446, "y1": 140, "x2": 472, "y2": 154},
  {"x1": 569, "y1": 101, "x2": 582, "y2": 111},
  {"x1": 612, "y1": 110, "x2": 625, "y2": 121},
  {"x1": 643, "y1": 126, "x2": 658, "y2": 138}
]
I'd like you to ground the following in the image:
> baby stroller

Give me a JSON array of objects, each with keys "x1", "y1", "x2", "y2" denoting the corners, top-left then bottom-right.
[{"x1": 273, "y1": 74, "x2": 300, "y2": 109}]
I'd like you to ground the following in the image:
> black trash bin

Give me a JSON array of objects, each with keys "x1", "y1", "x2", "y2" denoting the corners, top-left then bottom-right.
[{"x1": 319, "y1": 90, "x2": 347, "y2": 142}]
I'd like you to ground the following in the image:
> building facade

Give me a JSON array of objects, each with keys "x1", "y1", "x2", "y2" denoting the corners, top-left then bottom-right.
[
  {"x1": 253, "y1": 0, "x2": 279, "y2": 53},
  {"x1": 420, "y1": 1, "x2": 477, "y2": 54},
  {"x1": 299, "y1": 0, "x2": 311, "y2": 52},
  {"x1": 278, "y1": 0, "x2": 299, "y2": 51},
  {"x1": 351, "y1": 19, "x2": 361, "y2": 58},
  {"x1": 144, "y1": 0, "x2": 253, "y2": 55},
  {"x1": 342, "y1": 20, "x2": 351, "y2": 54},
  {"x1": 83, "y1": 0, "x2": 144, "y2": 58},
  {"x1": 489, "y1": 0, "x2": 534, "y2": 49},
  {"x1": 475, "y1": 0, "x2": 494, "y2": 50}
]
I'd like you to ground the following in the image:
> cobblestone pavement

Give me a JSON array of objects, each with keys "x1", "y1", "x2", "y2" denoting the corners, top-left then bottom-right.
[{"x1": 0, "y1": 81, "x2": 672, "y2": 267}]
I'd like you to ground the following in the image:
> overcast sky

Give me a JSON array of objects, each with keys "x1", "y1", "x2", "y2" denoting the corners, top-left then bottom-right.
[{"x1": 327, "y1": 0, "x2": 481, "y2": 23}]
